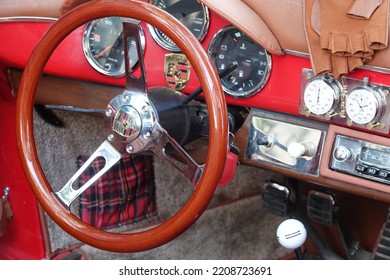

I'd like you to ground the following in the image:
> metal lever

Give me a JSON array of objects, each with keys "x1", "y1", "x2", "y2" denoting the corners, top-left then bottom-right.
[{"x1": 1, "y1": 187, "x2": 9, "y2": 202}]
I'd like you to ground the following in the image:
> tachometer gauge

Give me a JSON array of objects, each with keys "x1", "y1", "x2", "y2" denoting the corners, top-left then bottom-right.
[
  {"x1": 303, "y1": 75, "x2": 341, "y2": 116},
  {"x1": 83, "y1": 17, "x2": 145, "y2": 77},
  {"x1": 208, "y1": 26, "x2": 271, "y2": 98},
  {"x1": 345, "y1": 86, "x2": 386, "y2": 125},
  {"x1": 148, "y1": 0, "x2": 209, "y2": 52}
]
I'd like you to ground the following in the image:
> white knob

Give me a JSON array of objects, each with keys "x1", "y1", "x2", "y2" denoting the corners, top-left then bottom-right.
[
  {"x1": 276, "y1": 219, "x2": 307, "y2": 250},
  {"x1": 287, "y1": 142, "x2": 316, "y2": 158}
]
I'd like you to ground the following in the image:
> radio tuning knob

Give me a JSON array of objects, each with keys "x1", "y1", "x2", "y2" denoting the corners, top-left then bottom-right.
[
  {"x1": 287, "y1": 142, "x2": 316, "y2": 158},
  {"x1": 333, "y1": 146, "x2": 352, "y2": 162}
]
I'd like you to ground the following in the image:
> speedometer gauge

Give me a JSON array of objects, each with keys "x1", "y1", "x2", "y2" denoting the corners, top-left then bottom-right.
[
  {"x1": 208, "y1": 26, "x2": 271, "y2": 98},
  {"x1": 148, "y1": 0, "x2": 209, "y2": 52},
  {"x1": 83, "y1": 17, "x2": 145, "y2": 77}
]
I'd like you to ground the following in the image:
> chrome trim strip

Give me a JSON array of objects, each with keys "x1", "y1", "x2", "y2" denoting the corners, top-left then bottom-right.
[
  {"x1": 283, "y1": 49, "x2": 310, "y2": 58},
  {"x1": 0, "y1": 16, "x2": 58, "y2": 23},
  {"x1": 360, "y1": 65, "x2": 390, "y2": 75},
  {"x1": 43, "y1": 105, "x2": 105, "y2": 115}
]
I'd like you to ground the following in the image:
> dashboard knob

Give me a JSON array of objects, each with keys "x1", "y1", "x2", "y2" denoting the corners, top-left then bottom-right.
[
  {"x1": 333, "y1": 146, "x2": 352, "y2": 162},
  {"x1": 257, "y1": 136, "x2": 273, "y2": 148},
  {"x1": 287, "y1": 142, "x2": 316, "y2": 158}
]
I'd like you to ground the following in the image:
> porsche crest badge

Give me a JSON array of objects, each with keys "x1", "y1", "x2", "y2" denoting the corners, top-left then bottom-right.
[
  {"x1": 112, "y1": 106, "x2": 141, "y2": 140},
  {"x1": 164, "y1": 53, "x2": 191, "y2": 91}
]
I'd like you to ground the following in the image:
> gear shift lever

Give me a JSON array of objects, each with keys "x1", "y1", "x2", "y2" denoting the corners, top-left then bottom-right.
[{"x1": 277, "y1": 219, "x2": 307, "y2": 260}]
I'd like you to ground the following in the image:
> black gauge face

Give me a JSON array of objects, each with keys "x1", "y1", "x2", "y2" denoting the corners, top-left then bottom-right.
[
  {"x1": 149, "y1": 0, "x2": 209, "y2": 52},
  {"x1": 208, "y1": 26, "x2": 271, "y2": 98},
  {"x1": 83, "y1": 17, "x2": 145, "y2": 77}
]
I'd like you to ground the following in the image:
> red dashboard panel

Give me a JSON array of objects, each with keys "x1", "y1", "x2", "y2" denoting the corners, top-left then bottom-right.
[
  {"x1": 0, "y1": 15, "x2": 307, "y2": 116},
  {"x1": 0, "y1": 11, "x2": 390, "y2": 133}
]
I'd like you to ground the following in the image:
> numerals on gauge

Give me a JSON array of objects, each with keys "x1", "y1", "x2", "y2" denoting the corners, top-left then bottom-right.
[
  {"x1": 303, "y1": 76, "x2": 341, "y2": 116},
  {"x1": 208, "y1": 26, "x2": 271, "y2": 98},
  {"x1": 83, "y1": 17, "x2": 145, "y2": 77},
  {"x1": 345, "y1": 86, "x2": 386, "y2": 125}
]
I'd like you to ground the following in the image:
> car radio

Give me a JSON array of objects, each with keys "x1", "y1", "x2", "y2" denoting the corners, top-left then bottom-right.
[{"x1": 330, "y1": 135, "x2": 390, "y2": 185}]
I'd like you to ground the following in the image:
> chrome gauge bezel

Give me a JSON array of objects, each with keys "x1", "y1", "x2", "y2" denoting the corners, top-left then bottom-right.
[
  {"x1": 208, "y1": 25, "x2": 271, "y2": 98},
  {"x1": 148, "y1": 0, "x2": 210, "y2": 52},
  {"x1": 303, "y1": 75, "x2": 341, "y2": 116},
  {"x1": 83, "y1": 17, "x2": 145, "y2": 77},
  {"x1": 345, "y1": 85, "x2": 386, "y2": 125}
]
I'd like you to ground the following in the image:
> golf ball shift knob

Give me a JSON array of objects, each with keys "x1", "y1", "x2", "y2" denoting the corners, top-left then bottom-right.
[{"x1": 276, "y1": 219, "x2": 307, "y2": 250}]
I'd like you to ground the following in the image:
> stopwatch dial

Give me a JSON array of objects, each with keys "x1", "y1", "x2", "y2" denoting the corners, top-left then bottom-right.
[
  {"x1": 303, "y1": 78, "x2": 338, "y2": 115},
  {"x1": 346, "y1": 87, "x2": 381, "y2": 125}
]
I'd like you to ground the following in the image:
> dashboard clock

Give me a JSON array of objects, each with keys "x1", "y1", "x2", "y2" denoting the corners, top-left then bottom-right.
[
  {"x1": 303, "y1": 75, "x2": 341, "y2": 116},
  {"x1": 345, "y1": 86, "x2": 386, "y2": 125}
]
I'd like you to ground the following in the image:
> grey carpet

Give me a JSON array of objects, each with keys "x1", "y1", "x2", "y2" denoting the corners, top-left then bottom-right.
[
  {"x1": 80, "y1": 195, "x2": 290, "y2": 259},
  {"x1": 34, "y1": 109, "x2": 290, "y2": 259}
]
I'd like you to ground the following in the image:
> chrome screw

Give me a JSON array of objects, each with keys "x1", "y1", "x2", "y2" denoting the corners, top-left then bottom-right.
[
  {"x1": 122, "y1": 95, "x2": 129, "y2": 102},
  {"x1": 105, "y1": 108, "x2": 113, "y2": 117},
  {"x1": 126, "y1": 145, "x2": 134, "y2": 153},
  {"x1": 107, "y1": 134, "x2": 114, "y2": 142},
  {"x1": 142, "y1": 106, "x2": 149, "y2": 114},
  {"x1": 143, "y1": 131, "x2": 151, "y2": 140}
]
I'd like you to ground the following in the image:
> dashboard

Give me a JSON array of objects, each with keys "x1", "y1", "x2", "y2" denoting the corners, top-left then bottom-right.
[
  {"x1": 1, "y1": 0, "x2": 390, "y2": 202},
  {"x1": 80, "y1": 0, "x2": 270, "y2": 99}
]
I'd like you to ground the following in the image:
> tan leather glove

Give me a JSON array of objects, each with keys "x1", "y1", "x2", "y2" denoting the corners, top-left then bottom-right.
[
  {"x1": 331, "y1": 55, "x2": 364, "y2": 79},
  {"x1": 304, "y1": 0, "x2": 332, "y2": 75},
  {"x1": 320, "y1": 0, "x2": 388, "y2": 59},
  {"x1": 304, "y1": 0, "x2": 384, "y2": 78},
  {"x1": 347, "y1": 0, "x2": 383, "y2": 19},
  {"x1": 304, "y1": 0, "x2": 365, "y2": 78}
]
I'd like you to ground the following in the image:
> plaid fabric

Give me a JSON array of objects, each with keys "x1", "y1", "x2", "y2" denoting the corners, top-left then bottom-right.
[{"x1": 77, "y1": 154, "x2": 157, "y2": 230}]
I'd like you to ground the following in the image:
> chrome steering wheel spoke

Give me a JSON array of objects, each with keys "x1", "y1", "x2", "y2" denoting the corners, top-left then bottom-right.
[
  {"x1": 55, "y1": 140, "x2": 121, "y2": 208},
  {"x1": 151, "y1": 127, "x2": 203, "y2": 187},
  {"x1": 123, "y1": 21, "x2": 147, "y2": 93}
]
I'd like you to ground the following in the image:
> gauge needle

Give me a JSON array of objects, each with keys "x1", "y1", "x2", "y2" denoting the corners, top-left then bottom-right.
[
  {"x1": 316, "y1": 87, "x2": 320, "y2": 104},
  {"x1": 357, "y1": 100, "x2": 365, "y2": 112},
  {"x1": 95, "y1": 44, "x2": 112, "y2": 59}
]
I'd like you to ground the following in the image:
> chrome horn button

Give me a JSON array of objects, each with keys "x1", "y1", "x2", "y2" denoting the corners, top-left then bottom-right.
[{"x1": 105, "y1": 92, "x2": 159, "y2": 154}]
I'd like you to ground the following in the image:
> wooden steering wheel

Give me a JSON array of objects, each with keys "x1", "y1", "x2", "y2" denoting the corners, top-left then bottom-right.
[{"x1": 16, "y1": 0, "x2": 228, "y2": 252}]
